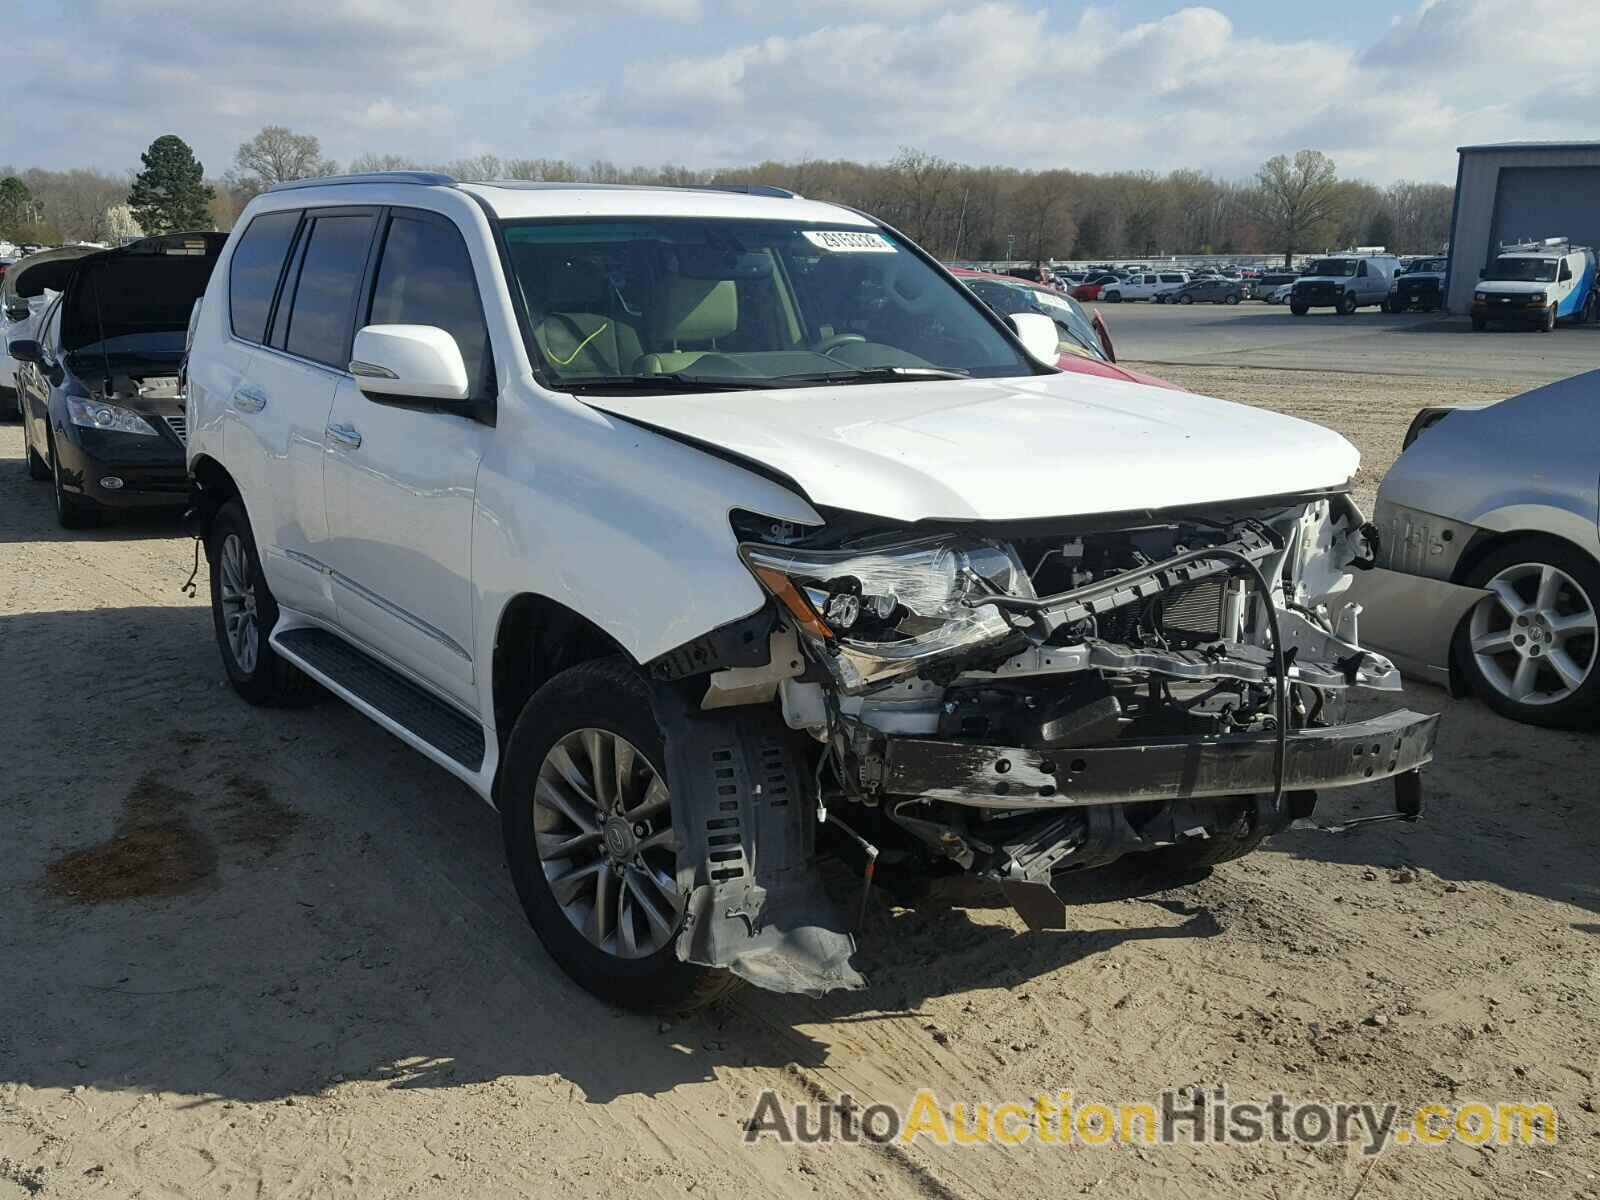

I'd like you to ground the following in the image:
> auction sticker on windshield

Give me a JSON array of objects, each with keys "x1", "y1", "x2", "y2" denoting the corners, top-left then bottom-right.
[{"x1": 804, "y1": 230, "x2": 896, "y2": 253}]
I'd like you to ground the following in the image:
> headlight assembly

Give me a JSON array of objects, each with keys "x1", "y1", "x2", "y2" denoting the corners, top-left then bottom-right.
[
  {"x1": 739, "y1": 536, "x2": 1032, "y2": 693},
  {"x1": 66, "y1": 397, "x2": 159, "y2": 436}
]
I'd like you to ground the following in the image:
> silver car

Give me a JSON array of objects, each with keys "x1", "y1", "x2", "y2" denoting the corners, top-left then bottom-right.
[{"x1": 1349, "y1": 370, "x2": 1599, "y2": 726}]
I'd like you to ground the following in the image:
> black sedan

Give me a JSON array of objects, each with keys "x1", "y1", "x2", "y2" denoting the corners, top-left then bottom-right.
[
  {"x1": 1156, "y1": 277, "x2": 1247, "y2": 305},
  {"x1": 11, "y1": 233, "x2": 222, "y2": 528}
]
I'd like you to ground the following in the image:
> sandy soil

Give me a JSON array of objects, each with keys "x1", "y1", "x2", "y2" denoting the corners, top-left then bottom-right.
[{"x1": 1, "y1": 375, "x2": 1596, "y2": 1199}]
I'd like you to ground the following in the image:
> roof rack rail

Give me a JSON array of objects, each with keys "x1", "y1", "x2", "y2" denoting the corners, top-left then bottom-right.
[
  {"x1": 695, "y1": 183, "x2": 800, "y2": 199},
  {"x1": 267, "y1": 171, "x2": 457, "y2": 193}
]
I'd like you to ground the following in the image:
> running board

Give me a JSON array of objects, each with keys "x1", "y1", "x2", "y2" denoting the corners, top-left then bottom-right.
[{"x1": 275, "y1": 627, "x2": 486, "y2": 771}]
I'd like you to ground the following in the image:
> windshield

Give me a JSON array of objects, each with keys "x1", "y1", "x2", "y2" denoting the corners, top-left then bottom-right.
[
  {"x1": 1403, "y1": 258, "x2": 1448, "y2": 274},
  {"x1": 500, "y1": 218, "x2": 1032, "y2": 390},
  {"x1": 1305, "y1": 259, "x2": 1358, "y2": 277},
  {"x1": 961, "y1": 277, "x2": 1105, "y2": 361},
  {"x1": 1485, "y1": 256, "x2": 1558, "y2": 283}
]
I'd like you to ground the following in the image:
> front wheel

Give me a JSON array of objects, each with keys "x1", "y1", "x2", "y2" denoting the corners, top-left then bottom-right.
[
  {"x1": 1337, "y1": 293, "x2": 1358, "y2": 315},
  {"x1": 1290, "y1": 303, "x2": 1308, "y2": 316},
  {"x1": 1454, "y1": 539, "x2": 1600, "y2": 727},
  {"x1": 49, "y1": 434, "x2": 97, "y2": 529},
  {"x1": 1539, "y1": 304, "x2": 1557, "y2": 333},
  {"x1": 1179, "y1": 294, "x2": 1193, "y2": 305},
  {"x1": 1472, "y1": 315, "x2": 1487, "y2": 331},
  {"x1": 500, "y1": 658, "x2": 737, "y2": 1012},
  {"x1": 1224, "y1": 294, "x2": 1240, "y2": 305}
]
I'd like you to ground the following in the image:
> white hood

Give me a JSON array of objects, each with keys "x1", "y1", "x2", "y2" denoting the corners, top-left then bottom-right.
[
  {"x1": 1475, "y1": 279, "x2": 1550, "y2": 297},
  {"x1": 588, "y1": 373, "x2": 1359, "y2": 522}
]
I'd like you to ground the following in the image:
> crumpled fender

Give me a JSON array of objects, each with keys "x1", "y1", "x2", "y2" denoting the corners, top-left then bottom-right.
[{"x1": 649, "y1": 679, "x2": 864, "y2": 997}]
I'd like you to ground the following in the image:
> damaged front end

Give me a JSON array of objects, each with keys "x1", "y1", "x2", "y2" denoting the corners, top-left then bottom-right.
[{"x1": 648, "y1": 493, "x2": 1439, "y2": 997}]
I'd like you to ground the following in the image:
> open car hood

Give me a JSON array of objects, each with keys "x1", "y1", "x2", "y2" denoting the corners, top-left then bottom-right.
[
  {"x1": 60, "y1": 232, "x2": 223, "y2": 353},
  {"x1": 584, "y1": 373, "x2": 1359, "y2": 522}
]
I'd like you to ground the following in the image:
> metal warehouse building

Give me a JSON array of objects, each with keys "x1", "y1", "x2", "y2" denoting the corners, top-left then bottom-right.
[{"x1": 1445, "y1": 140, "x2": 1600, "y2": 313}]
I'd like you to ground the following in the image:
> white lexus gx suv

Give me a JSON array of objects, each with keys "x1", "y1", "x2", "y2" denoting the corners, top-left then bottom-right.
[{"x1": 185, "y1": 172, "x2": 1440, "y2": 1010}]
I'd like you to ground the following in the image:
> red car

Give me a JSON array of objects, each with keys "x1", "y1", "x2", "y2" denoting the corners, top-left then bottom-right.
[{"x1": 951, "y1": 268, "x2": 1179, "y2": 390}]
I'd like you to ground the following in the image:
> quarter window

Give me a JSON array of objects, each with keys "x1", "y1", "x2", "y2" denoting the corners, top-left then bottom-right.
[
  {"x1": 283, "y1": 213, "x2": 377, "y2": 368},
  {"x1": 228, "y1": 210, "x2": 299, "y2": 343},
  {"x1": 367, "y1": 214, "x2": 489, "y2": 391}
]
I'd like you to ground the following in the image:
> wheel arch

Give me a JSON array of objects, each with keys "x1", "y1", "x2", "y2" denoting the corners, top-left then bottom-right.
[
  {"x1": 189, "y1": 453, "x2": 242, "y2": 553},
  {"x1": 491, "y1": 592, "x2": 633, "y2": 747}
]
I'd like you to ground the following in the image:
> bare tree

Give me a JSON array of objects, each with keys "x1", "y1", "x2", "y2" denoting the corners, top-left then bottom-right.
[
  {"x1": 1249, "y1": 150, "x2": 1342, "y2": 266},
  {"x1": 229, "y1": 126, "x2": 338, "y2": 196}
]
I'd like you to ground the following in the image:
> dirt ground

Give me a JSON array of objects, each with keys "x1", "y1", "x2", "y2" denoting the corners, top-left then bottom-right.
[{"x1": 2, "y1": 368, "x2": 1597, "y2": 1199}]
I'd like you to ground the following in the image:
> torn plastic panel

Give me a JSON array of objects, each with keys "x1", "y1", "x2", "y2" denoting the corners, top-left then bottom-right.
[{"x1": 650, "y1": 678, "x2": 864, "y2": 997}]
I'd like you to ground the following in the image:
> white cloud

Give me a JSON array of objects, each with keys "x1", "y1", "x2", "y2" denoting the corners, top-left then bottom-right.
[
  {"x1": 4, "y1": 0, "x2": 1596, "y2": 183},
  {"x1": 524, "y1": 0, "x2": 1599, "y2": 181}
]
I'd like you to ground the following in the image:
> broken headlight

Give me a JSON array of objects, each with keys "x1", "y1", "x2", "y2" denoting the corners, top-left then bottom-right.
[{"x1": 738, "y1": 536, "x2": 1032, "y2": 693}]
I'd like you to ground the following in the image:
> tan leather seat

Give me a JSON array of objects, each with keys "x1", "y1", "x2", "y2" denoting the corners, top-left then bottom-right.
[
  {"x1": 527, "y1": 257, "x2": 642, "y2": 376},
  {"x1": 634, "y1": 278, "x2": 737, "y2": 375}
]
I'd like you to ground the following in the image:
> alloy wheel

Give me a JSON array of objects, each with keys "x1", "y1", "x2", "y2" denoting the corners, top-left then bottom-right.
[
  {"x1": 1469, "y1": 561, "x2": 1597, "y2": 706},
  {"x1": 533, "y1": 728, "x2": 683, "y2": 959},
  {"x1": 218, "y1": 532, "x2": 260, "y2": 673}
]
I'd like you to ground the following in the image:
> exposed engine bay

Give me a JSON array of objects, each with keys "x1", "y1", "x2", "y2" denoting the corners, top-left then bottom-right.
[{"x1": 647, "y1": 492, "x2": 1438, "y2": 996}]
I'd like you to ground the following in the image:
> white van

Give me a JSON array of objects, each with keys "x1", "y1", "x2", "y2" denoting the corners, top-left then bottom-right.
[{"x1": 1289, "y1": 254, "x2": 1403, "y2": 315}]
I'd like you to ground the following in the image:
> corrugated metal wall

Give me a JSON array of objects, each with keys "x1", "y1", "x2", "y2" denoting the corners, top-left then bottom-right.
[{"x1": 1446, "y1": 146, "x2": 1600, "y2": 312}]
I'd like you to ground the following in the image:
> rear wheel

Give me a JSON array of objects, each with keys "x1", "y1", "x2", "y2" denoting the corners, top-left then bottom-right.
[
  {"x1": 1224, "y1": 293, "x2": 1240, "y2": 305},
  {"x1": 500, "y1": 658, "x2": 736, "y2": 1012},
  {"x1": 1454, "y1": 539, "x2": 1600, "y2": 728},
  {"x1": 1179, "y1": 294, "x2": 1193, "y2": 305},
  {"x1": 208, "y1": 499, "x2": 320, "y2": 706}
]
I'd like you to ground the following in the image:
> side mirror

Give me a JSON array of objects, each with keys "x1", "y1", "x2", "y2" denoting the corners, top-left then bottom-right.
[
  {"x1": 1006, "y1": 312, "x2": 1061, "y2": 366},
  {"x1": 7, "y1": 338, "x2": 41, "y2": 364},
  {"x1": 1091, "y1": 311, "x2": 1117, "y2": 362},
  {"x1": 4, "y1": 303, "x2": 28, "y2": 322},
  {"x1": 350, "y1": 325, "x2": 469, "y2": 403}
]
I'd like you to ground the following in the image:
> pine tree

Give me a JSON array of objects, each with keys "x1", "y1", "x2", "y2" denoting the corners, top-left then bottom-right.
[{"x1": 127, "y1": 135, "x2": 214, "y2": 234}]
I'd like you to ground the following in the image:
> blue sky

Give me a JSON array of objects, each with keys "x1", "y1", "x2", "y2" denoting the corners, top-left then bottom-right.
[{"x1": 7, "y1": 1, "x2": 1595, "y2": 183}]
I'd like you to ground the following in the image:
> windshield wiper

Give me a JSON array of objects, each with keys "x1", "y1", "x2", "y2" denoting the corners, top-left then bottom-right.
[
  {"x1": 560, "y1": 373, "x2": 780, "y2": 394},
  {"x1": 772, "y1": 366, "x2": 970, "y2": 385}
]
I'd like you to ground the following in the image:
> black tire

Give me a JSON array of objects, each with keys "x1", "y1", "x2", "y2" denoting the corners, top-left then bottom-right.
[
  {"x1": 208, "y1": 498, "x2": 320, "y2": 707},
  {"x1": 1224, "y1": 293, "x2": 1240, "y2": 305},
  {"x1": 1337, "y1": 292, "x2": 1358, "y2": 315},
  {"x1": 48, "y1": 433, "x2": 97, "y2": 529},
  {"x1": 1539, "y1": 304, "x2": 1556, "y2": 333},
  {"x1": 0, "y1": 387, "x2": 16, "y2": 421},
  {"x1": 1179, "y1": 294, "x2": 1193, "y2": 305},
  {"x1": 23, "y1": 414, "x2": 49, "y2": 480},
  {"x1": 1289, "y1": 303, "x2": 1308, "y2": 316},
  {"x1": 1105, "y1": 292, "x2": 1122, "y2": 303},
  {"x1": 1452, "y1": 538, "x2": 1600, "y2": 728},
  {"x1": 1472, "y1": 315, "x2": 1487, "y2": 331},
  {"x1": 499, "y1": 658, "x2": 737, "y2": 1013}
]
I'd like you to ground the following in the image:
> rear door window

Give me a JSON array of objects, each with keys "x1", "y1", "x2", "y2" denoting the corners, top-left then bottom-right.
[
  {"x1": 228, "y1": 210, "x2": 300, "y2": 343},
  {"x1": 282, "y1": 211, "x2": 378, "y2": 368},
  {"x1": 366, "y1": 211, "x2": 490, "y2": 391}
]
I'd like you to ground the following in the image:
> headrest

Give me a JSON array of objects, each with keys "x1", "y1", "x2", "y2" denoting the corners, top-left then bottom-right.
[
  {"x1": 656, "y1": 277, "x2": 737, "y2": 344},
  {"x1": 528, "y1": 255, "x2": 611, "y2": 314}
]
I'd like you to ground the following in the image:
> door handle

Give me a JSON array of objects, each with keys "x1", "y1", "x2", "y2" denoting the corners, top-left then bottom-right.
[
  {"x1": 326, "y1": 421, "x2": 362, "y2": 450},
  {"x1": 231, "y1": 385, "x2": 267, "y2": 413}
]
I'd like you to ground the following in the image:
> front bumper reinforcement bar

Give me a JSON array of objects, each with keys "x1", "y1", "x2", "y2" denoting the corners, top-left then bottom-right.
[{"x1": 881, "y1": 709, "x2": 1439, "y2": 809}]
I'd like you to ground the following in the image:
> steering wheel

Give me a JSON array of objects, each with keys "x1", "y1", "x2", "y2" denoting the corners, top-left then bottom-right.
[{"x1": 813, "y1": 332, "x2": 867, "y2": 356}]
